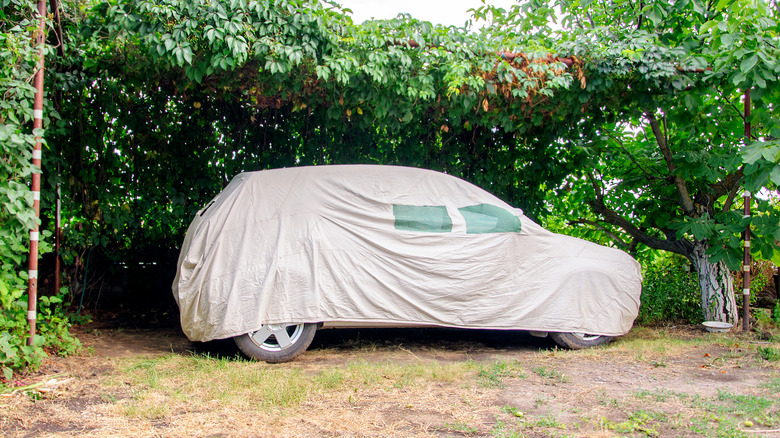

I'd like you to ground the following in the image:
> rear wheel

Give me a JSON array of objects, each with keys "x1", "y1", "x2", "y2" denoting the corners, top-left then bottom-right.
[
  {"x1": 549, "y1": 332, "x2": 613, "y2": 350},
  {"x1": 234, "y1": 323, "x2": 317, "y2": 363}
]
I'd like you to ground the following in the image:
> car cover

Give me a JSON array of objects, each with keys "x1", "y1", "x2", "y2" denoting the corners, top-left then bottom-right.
[{"x1": 173, "y1": 165, "x2": 642, "y2": 342}]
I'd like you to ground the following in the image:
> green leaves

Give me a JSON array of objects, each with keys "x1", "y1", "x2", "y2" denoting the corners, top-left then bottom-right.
[
  {"x1": 675, "y1": 215, "x2": 718, "y2": 241},
  {"x1": 742, "y1": 141, "x2": 780, "y2": 189},
  {"x1": 742, "y1": 141, "x2": 780, "y2": 165},
  {"x1": 1, "y1": 3, "x2": 50, "y2": 376},
  {"x1": 740, "y1": 53, "x2": 758, "y2": 74},
  {"x1": 698, "y1": 1, "x2": 780, "y2": 90}
]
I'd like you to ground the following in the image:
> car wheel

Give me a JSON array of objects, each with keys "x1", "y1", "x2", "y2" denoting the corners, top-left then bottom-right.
[
  {"x1": 549, "y1": 332, "x2": 613, "y2": 350},
  {"x1": 234, "y1": 323, "x2": 317, "y2": 363}
]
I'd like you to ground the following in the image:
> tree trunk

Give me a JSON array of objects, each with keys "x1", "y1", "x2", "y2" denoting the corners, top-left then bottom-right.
[{"x1": 689, "y1": 241, "x2": 738, "y2": 324}]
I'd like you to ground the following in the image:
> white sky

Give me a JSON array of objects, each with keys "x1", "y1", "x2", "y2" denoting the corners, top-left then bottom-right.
[{"x1": 335, "y1": 0, "x2": 519, "y2": 27}]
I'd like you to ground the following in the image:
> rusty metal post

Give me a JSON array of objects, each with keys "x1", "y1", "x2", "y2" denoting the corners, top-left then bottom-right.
[
  {"x1": 54, "y1": 174, "x2": 61, "y2": 296},
  {"x1": 742, "y1": 88, "x2": 752, "y2": 332},
  {"x1": 743, "y1": 191, "x2": 751, "y2": 331},
  {"x1": 27, "y1": 0, "x2": 47, "y2": 346}
]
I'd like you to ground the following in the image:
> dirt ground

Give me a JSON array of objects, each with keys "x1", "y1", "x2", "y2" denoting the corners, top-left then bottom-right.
[{"x1": 2, "y1": 322, "x2": 779, "y2": 437}]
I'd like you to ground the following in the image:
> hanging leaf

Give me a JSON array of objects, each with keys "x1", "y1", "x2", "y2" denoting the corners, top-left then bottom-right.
[{"x1": 740, "y1": 54, "x2": 758, "y2": 74}]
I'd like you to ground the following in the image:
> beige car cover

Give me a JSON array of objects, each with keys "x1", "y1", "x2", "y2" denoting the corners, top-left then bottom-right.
[{"x1": 173, "y1": 165, "x2": 642, "y2": 342}]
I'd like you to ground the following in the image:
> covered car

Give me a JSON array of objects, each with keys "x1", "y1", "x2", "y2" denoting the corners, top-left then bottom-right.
[{"x1": 172, "y1": 165, "x2": 642, "y2": 362}]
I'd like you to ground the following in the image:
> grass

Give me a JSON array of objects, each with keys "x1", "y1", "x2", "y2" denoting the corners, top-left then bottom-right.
[
  {"x1": 626, "y1": 384, "x2": 780, "y2": 437},
  {"x1": 490, "y1": 419, "x2": 524, "y2": 438},
  {"x1": 535, "y1": 414, "x2": 566, "y2": 428},
  {"x1": 758, "y1": 346, "x2": 780, "y2": 362},
  {"x1": 533, "y1": 365, "x2": 569, "y2": 383},
  {"x1": 443, "y1": 419, "x2": 478, "y2": 435},
  {"x1": 601, "y1": 410, "x2": 665, "y2": 437},
  {"x1": 6, "y1": 326, "x2": 780, "y2": 436},
  {"x1": 760, "y1": 376, "x2": 780, "y2": 392},
  {"x1": 716, "y1": 390, "x2": 777, "y2": 427},
  {"x1": 476, "y1": 360, "x2": 526, "y2": 388},
  {"x1": 500, "y1": 404, "x2": 524, "y2": 418},
  {"x1": 633, "y1": 388, "x2": 685, "y2": 403},
  {"x1": 109, "y1": 352, "x2": 491, "y2": 420}
]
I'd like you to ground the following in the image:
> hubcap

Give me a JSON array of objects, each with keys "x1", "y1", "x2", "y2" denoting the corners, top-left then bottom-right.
[
  {"x1": 248, "y1": 323, "x2": 305, "y2": 352},
  {"x1": 572, "y1": 333, "x2": 602, "y2": 341}
]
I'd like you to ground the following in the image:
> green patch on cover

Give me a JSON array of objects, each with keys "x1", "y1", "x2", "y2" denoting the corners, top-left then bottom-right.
[
  {"x1": 459, "y1": 204, "x2": 521, "y2": 234},
  {"x1": 393, "y1": 205, "x2": 452, "y2": 233}
]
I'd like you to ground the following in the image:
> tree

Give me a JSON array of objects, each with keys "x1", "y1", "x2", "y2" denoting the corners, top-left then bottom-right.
[{"x1": 539, "y1": 0, "x2": 780, "y2": 323}]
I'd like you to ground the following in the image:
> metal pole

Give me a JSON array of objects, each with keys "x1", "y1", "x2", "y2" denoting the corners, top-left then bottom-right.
[
  {"x1": 27, "y1": 0, "x2": 47, "y2": 346},
  {"x1": 55, "y1": 172, "x2": 61, "y2": 296},
  {"x1": 742, "y1": 88, "x2": 752, "y2": 332},
  {"x1": 743, "y1": 191, "x2": 751, "y2": 331}
]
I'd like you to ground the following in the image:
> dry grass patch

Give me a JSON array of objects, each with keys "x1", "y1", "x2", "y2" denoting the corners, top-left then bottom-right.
[
  {"x1": 4, "y1": 325, "x2": 780, "y2": 437},
  {"x1": 108, "y1": 353, "x2": 495, "y2": 417}
]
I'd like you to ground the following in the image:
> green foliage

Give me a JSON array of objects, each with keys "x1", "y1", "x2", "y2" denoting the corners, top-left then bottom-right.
[
  {"x1": 757, "y1": 346, "x2": 780, "y2": 362},
  {"x1": 37, "y1": 0, "x2": 590, "y2": 275},
  {"x1": 1, "y1": 0, "x2": 80, "y2": 376},
  {"x1": 0, "y1": 291, "x2": 81, "y2": 380},
  {"x1": 37, "y1": 294, "x2": 82, "y2": 357},
  {"x1": 637, "y1": 255, "x2": 703, "y2": 325},
  {"x1": 1, "y1": 0, "x2": 43, "y2": 379},
  {"x1": 735, "y1": 260, "x2": 777, "y2": 307},
  {"x1": 57, "y1": 0, "x2": 780, "y2": 269},
  {"x1": 1, "y1": 1, "x2": 41, "y2": 302},
  {"x1": 773, "y1": 300, "x2": 780, "y2": 325},
  {"x1": 0, "y1": 316, "x2": 41, "y2": 381}
]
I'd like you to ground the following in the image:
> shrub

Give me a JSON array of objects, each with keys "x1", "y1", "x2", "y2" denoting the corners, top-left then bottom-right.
[
  {"x1": 637, "y1": 255, "x2": 702, "y2": 325},
  {"x1": 734, "y1": 259, "x2": 777, "y2": 307},
  {"x1": 1, "y1": 290, "x2": 82, "y2": 381},
  {"x1": 1, "y1": 0, "x2": 79, "y2": 382}
]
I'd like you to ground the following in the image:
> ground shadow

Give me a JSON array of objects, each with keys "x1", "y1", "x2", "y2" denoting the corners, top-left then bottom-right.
[{"x1": 185, "y1": 326, "x2": 558, "y2": 362}]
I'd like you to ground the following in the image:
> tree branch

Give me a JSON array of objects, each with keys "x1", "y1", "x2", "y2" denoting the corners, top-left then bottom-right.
[
  {"x1": 645, "y1": 110, "x2": 696, "y2": 215},
  {"x1": 605, "y1": 129, "x2": 664, "y2": 181},
  {"x1": 721, "y1": 168, "x2": 745, "y2": 212},
  {"x1": 569, "y1": 218, "x2": 632, "y2": 249},
  {"x1": 586, "y1": 173, "x2": 693, "y2": 256},
  {"x1": 717, "y1": 88, "x2": 747, "y2": 121},
  {"x1": 588, "y1": 195, "x2": 692, "y2": 256},
  {"x1": 574, "y1": 13, "x2": 588, "y2": 29},
  {"x1": 637, "y1": 0, "x2": 644, "y2": 30}
]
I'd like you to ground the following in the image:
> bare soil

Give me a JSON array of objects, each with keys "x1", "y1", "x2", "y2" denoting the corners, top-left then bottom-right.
[{"x1": 2, "y1": 323, "x2": 779, "y2": 437}]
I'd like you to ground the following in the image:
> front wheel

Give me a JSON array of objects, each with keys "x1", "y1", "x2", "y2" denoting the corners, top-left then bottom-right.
[
  {"x1": 234, "y1": 323, "x2": 317, "y2": 363},
  {"x1": 549, "y1": 332, "x2": 613, "y2": 350}
]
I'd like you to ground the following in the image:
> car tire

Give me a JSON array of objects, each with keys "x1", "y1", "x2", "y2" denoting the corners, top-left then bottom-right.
[
  {"x1": 234, "y1": 323, "x2": 317, "y2": 363},
  {"x1": 549, "y1": 332, "x2": 613, "y2": 350}
]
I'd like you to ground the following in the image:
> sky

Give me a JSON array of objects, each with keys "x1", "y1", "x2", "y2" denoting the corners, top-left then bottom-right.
[{"x1": 335, "y1": 0, "x2": 519, "y2": 27}]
